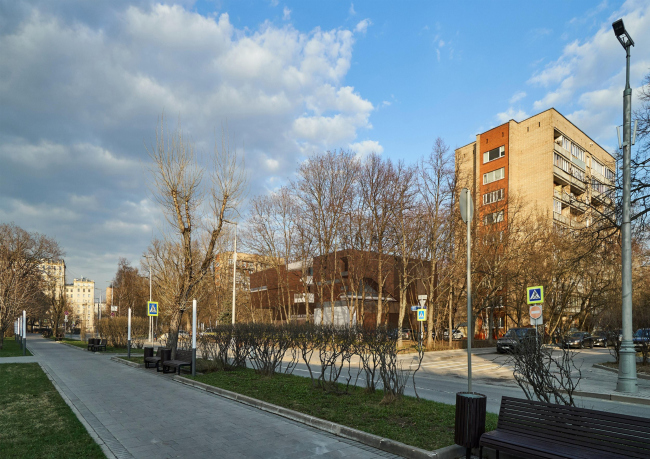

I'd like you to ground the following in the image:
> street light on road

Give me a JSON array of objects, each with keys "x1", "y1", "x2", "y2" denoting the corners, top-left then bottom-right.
[
  {"x1": 612, "y1": 18, "x2": 638, "y2": 394},
  {"x1": 223, "y1": 220, "x2": 238, "y2": 325}
]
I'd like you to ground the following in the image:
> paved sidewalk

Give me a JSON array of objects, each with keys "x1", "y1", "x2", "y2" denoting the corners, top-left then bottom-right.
[{"x1": 26, "y1": 335, "x2": 400, "y2": 459}]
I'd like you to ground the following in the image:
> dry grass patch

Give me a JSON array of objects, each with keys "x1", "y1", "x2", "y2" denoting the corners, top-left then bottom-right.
[{"x1": 0, "y1": 363, "x2": 105, "y2": 458}]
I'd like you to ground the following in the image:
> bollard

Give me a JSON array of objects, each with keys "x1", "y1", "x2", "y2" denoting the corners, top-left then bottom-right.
[
  {"x1": 127, "y1": 307, "x2": 132, "y2": 358},
  {"x1": 22, "y1": 310, "x2": 27, "y2": 356},
  {"x1": 192, "y1": 299, "x2": 197, "y2": 376}
]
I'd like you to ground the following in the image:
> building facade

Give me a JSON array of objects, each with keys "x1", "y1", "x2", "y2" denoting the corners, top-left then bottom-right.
[
  {"x1": 456, "y1": 108, "x2": 615, "y2": 231},
  {"x1": 40, "y1": 259, "x2": 66, "y2": 299},
  {"x1": 65, "y1": 277, "x2": 96, "y2": 331},
  {"x1": 455, "y1": 108, "x2": 616, "y2": 335}
]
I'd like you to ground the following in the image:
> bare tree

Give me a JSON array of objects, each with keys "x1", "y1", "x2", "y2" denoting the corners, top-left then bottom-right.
[
  {"x1": 294, "y1": 150, "x2": 359, "y2": 324},
  {"x1": 418, "y1": 138, "x2": 455, "y2": 347},
  {"x1": 359, "y1": 154, "x2": 398, "y2": 326},
  {"x1": 146, "y1": 118, "x2": 247, "y2": 355},
  {"x1": 0, "y1": 223, "x2": 61, "y2": 348}
]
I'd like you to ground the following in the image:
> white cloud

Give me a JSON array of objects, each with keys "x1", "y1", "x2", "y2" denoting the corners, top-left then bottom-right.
[
  {"x1": 355, "y1": 18, "x2": 372, "y2": 34},
  {"x1": 526, "y1": 0, "x2": 650, "y2": 146},
  {"x1": 349, "y1": 3, "x2": 356, "y2": 15},
  {"x1": 436, "y1": 49, "x2": 441, "y2": 62},
  {"x1": 509, "y1": 91, "x2": 527, "y2": 104},
  {"x1": 496, "y1": 108, "x2": 528, "y2": 124},
  {"x1": 0, "y1": 2, "x2": 375, "y2": 288},
  {"x1": 283, "y1": 6, "x2": 291, "y2": 21},
  {"x1": 438, "y1": 39, "x2": 445, "y2": 47},
  {"x1": 349, "y1": 140, "x2": 383, "y2": 157}
]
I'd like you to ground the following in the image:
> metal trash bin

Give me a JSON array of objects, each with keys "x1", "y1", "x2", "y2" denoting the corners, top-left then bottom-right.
[{"x1": 455, "y1": 392, "x2": 487, "y2": 459}]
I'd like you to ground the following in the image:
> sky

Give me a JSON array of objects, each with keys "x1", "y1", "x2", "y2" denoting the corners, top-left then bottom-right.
[{"x1": 1, "y1": 0, "x2": 649, "y2": 299}]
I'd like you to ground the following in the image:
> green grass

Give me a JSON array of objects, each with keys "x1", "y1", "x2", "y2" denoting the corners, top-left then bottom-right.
[
  {"x1": 0, "y1": 338, "x2": 33, "y2": 357},
  {"x1": 0, "y1": 363, "x2": 105, "y2": 458},
  {"x1": 59, "y1": 339, "x2": 144, "y2": 355},
  {"x1": 189, "y1": 368, "x2": 498, "y2": 451}
]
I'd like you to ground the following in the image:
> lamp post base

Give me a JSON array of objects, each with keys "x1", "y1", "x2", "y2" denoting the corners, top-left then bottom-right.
[{"x1": 616, "y1": 343, "x2": 638, "y2": 394}]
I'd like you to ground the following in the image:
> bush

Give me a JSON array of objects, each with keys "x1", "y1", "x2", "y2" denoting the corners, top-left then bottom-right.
[{"x1": 97, "y1": 317, "x2": 149, "y2": 348}]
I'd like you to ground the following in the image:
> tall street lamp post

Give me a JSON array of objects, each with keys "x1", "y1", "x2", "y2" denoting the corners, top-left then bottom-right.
[{"x1": 612, "y1": 18, "x2": 637, "y2": 394}]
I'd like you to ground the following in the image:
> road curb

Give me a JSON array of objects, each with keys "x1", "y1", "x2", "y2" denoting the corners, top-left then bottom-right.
[
  {"x1": 173, "y1": 375, "x2": 464, "y2": 459},
  {"x1": 110, "y1": 356, "x2": 145, "y2": 368},
  {"x1": 592, "y1": 363, "x2": 650, "y2": 380}
]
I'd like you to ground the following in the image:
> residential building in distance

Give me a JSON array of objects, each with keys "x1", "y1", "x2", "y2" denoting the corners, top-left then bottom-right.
[
  {"x1": 455, "y1": 108, "x2": 615, "y2": 231},
  {"x1": 40, "y1": 259, "x2": 66, "y2": 298},
  {"x1": 455, "y1": 108, "x2": 616, "y2": 336},
  {"x1": 65, "y1": 277, "x2": 96, "y2": 331}
]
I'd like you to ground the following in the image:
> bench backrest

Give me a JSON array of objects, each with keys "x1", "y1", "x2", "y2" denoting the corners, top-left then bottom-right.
[
  {"x1": 498, "y1": 396, "x2": 650, "y2": 458},
  {"x1": 157, "y1": 348, "x2": 172, "y2": 362},
  {"x1": 100, "y1": 339, "x2": 107, "y2": 346},
  {"x1": 175, "y1": 349, "x2": 193, "y2": 362}
]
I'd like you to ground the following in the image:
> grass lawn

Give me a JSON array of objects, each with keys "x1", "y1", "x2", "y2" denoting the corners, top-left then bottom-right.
[
  {"x1": 189, "y1": 368, "x2": 498, "y2": 451},
  {"x1": 58, "y1": 339, "x2": 144, "y2": 355},
  {"x1": 0, "y1": 363, "x2": 105, "y2": 459},
  {"x1": 0, "y1": 338, "x2": 33, "y2": 357}
]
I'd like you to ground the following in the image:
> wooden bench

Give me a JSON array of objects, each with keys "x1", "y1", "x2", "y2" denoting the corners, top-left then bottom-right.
[
  {"x1": 161, "y1": 349, "x2": 193, "y2": 375},
  {"x1": 479, "y1": 396, "x2": 650, "y2": 459},
  {"x1": 92, "y1": 339, "x2": 107, "y2": 352},
  {"x1": 144, "y1": 348, "x2": 171, "y2": 371},
  {"x1": 87, "y1": 338, "x2": 98, "y2": 351}
]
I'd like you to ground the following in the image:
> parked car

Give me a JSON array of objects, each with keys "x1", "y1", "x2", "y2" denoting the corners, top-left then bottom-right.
[
  {"x1": 560, "y1": 331, "x2": 594, "y2": 349},
  {"x1": 591, "y1": 330, "x2": 608, "y2": 347},
  {"x1": 633, "y1": 328, "x2": 650, "y2": 350},
  {"x1": 443, "y1": 328, "x2": 464, "y2": 340},
  {"x1": 496, "y1": 328, "x2": 538, "y2": 354},
  {"x1": 401, "y1": 328, "x2": 413, "y2": 340}
]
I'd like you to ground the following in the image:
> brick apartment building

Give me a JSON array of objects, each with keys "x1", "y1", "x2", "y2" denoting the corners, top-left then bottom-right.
[
  {"x1": 250, "y1": 249, "x2": 428, "y2": 328},
  {"x1": 455, "y1": 108, "x2": 616, "y2": 335}
]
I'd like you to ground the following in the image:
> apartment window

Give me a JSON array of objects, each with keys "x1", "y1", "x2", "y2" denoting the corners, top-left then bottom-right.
[
  {"x1": 483, "y1": 146, "x2": 505, "y2": 164},
  {"x1": 592, "y1": 159, "x2": 605, "y2": 176},
  {"x1": 554, "y1": 153, "x2": 571, "y2": 173},
  {"x1": 484, "y1": 210, "x2": 504, "y2": 225},
  {"x1": 483, "y1": 188, "x2": 505, "y2": 205},
  {"x1": 605, "y1": 168, "x2": 615, "y2": 181},
  {"x1": 571, "y1": 143, "x2": 585, "y2": 161},
  {"x1": 553, "y1": 199, "x2": 562, "y2": 214},
  {"x1": 483, "y1": 167, "x2": 505, "y2": 185}
]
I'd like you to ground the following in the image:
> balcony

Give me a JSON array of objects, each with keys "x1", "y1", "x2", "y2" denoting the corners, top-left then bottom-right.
[
  {"x1": 592, "y1": 188, "x2": 612, "y2": 205},
  {"x1": 553, "y1": 212, "x2": 569, "y2": 226},
  {"x1": 554, "y1": 142, "x2": 571, "y2": 160},
  {"x1": 553, "y1": 165, "x2": 572, "y2": 187}
]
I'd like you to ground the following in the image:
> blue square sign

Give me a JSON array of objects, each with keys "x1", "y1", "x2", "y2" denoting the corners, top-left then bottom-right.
[
  {"x1": 417, "y1": 309, "x2": 426, "y2": 321},
  {"x1": 147, "y1": 301, "x2": 159, "y2": 316},
  {"x1": 527, "y1": 286, "x2": 544, "y2": 304}
]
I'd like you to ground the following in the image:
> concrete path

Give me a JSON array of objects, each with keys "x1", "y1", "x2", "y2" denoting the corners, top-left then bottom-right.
[{"x1": 24, "y1": 335, "x2": 400, "y2": 459}]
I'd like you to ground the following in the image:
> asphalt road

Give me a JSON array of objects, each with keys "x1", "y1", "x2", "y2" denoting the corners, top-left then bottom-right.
[{"x1": 287, "y1": 346, "x2": 650, "y2": 418}]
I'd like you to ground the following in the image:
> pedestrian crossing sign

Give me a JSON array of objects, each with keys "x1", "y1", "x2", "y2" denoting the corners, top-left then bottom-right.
[
  {"x1": 526, "y1": 286, "x2": 544, "y2": 304},
  {"x1": 417, "y1": 309, "x2": 426, "y2": 321},
  {"x1": 147, "y1": 301, "x2": 159, "y2": 316}
]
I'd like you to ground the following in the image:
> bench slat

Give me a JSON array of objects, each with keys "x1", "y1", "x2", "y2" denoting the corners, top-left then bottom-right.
[{"x1": 481, "y1": 397, "x2": 650, "y2": 459}]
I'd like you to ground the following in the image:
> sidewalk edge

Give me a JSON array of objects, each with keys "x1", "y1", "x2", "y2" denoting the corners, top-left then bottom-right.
[
  {"x1": 592, "y1": 363, "x2": 650, "y2": 381},
  {"x1": 110, "y1": 356, "x2": 145, "y2": 368},
  {"x1": 173, "y1": 375, "x2": 463, "y2": 459},
  {"x1": 38, "y1": 362, "x2": 119, "y2": 459}
]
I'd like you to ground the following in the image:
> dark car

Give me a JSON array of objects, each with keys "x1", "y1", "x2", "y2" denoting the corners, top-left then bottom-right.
[
  {"x1": 497, "y1": 328, "x2": 538, "y2": 354},
  {"x1": 633, "y1": 329, "x2": 650, "y2": 350},
  {"x1": 561, "y1": 331, "x2": 594, "y2": 349},
  {"x1": 591, "y1": 330, "x2": 608, "y2": 347}
]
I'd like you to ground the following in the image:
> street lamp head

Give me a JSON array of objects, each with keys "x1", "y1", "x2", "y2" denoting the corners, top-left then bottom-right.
[{"x1": 612, "y1": 19, "x2": 634, "y2": 48}]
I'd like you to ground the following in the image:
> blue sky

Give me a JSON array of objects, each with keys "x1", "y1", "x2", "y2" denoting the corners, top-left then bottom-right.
[{"x1": 0, "y1": 0, "x2": 648, "y2": 294}]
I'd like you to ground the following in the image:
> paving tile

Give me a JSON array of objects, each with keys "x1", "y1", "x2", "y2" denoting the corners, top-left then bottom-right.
[{"x1": 27, "y1": 335, "x2": 400, "y2": 459}]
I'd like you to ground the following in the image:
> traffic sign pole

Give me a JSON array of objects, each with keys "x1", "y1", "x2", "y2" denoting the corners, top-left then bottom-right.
[{"x1": 192, "y1": 299, "x2": 197, "y2": 376}]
